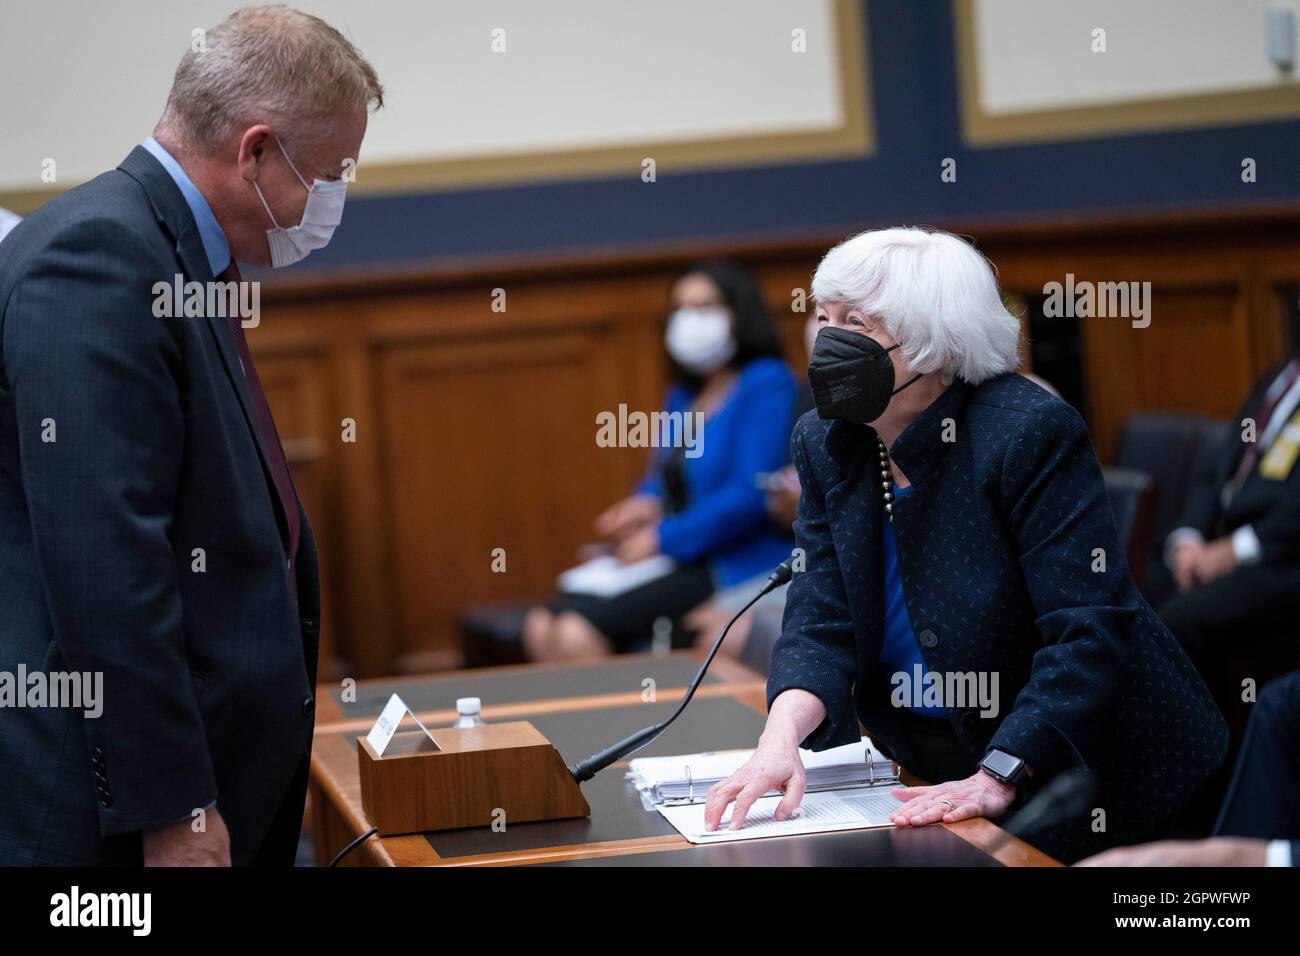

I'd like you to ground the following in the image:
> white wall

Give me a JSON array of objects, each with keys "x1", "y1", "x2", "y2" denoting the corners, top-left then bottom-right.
[
  {"x1": 973, "y1": 0, "x2": 1300, "y2": 114},
  {"x1": 0, "y1": 0, "x2": 844, "y2": 193}
]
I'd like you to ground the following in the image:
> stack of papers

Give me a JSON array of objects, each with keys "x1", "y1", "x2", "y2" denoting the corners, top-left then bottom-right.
[
  {"x1": 557, "y1": 555, "x2": 676, "y2": 598},
  {"x1": 658, "y1": 788, "x2": 904, "y2": 844},
  {"x1": 628, "y1": 736, "x2": 898, "y2": 805}
]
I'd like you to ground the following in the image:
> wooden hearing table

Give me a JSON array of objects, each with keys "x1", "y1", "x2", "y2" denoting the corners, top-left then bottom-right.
[{"x1": 308, "y1": 653, "x2": 1060, "y2": 867}]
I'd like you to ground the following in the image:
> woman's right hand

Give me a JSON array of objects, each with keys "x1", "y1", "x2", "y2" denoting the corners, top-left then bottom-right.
[
  {"x1": 703, "y1": 729, "x2": 806, "y2": 831},
  {"x1": 593, "y1": 494, "x2": 662, "y2": 540}
]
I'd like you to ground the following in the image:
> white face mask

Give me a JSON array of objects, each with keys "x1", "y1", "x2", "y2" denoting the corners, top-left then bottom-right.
[
  {"x1": 665, "y1": 306, "x2": 736, "y2": 375},
  {"x1": 253, "y1": 137, "x2": 347, "y2": 268}
]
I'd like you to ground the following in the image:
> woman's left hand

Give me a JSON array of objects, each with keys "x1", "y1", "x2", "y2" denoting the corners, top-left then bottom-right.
[{"x1": 889, "y1": 771, "x2": 1016, "y2": 826}]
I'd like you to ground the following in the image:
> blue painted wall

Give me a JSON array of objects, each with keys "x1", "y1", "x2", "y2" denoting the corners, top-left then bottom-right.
[{"x1": 296, "y1": 0, "x2": 1300, "y2": 273}]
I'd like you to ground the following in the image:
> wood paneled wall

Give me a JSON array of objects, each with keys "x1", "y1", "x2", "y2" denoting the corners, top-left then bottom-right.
[{"x1": 251, "y1": 206, "x2": 1300, "y2": 681}]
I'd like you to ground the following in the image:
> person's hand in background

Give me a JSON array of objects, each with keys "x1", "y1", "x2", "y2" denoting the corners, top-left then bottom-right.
[
  {"x1": 1075, "y1": 837, "x2": 1267, "y2": 867},
  {"x1": 1171, "y1": 541, "x2": 1202, "y2": 592},
  {"x1": 682, "y1": 600, "x2": 754, "y2": 656},
  {"x1": 143, "y1": 806, "x2": 231, "y2": 866},
  {"x1": 1192, "y1": 537, "x2": 1238, "y2": 585},
  {"x1": 593, "y1": 494, "x2": 662, "y2": 541},
  {"x1": 614, "y1": 523, "x2": 660, "y2": 564},
  {"x1": 763, "y1": 465, "x2": 801, "y2": 529}
]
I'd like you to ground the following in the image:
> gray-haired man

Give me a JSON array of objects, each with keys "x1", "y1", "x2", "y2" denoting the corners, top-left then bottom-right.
[{"x1": 0, "y1": 6, "x2": 382, "y2": 866}]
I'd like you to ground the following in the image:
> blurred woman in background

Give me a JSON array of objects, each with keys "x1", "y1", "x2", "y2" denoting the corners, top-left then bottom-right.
[{"x1": 522, "y1": 262, "x2": 796, "y2": 661}]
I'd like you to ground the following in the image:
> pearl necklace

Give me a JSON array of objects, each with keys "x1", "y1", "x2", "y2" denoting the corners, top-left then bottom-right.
[{"x1": 877, "y1": 436, "x2": 894, "y2": 523}]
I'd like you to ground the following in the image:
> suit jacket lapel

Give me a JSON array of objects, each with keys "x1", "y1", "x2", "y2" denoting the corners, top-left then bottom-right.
[
  {"x1": 888, "y1": 380, "x2": 972, "y2": 491},
  {"x1": 117, "y1": 146, "x2": 288, "y2": 548},
  {"x1": 823, "y1": 420, "x2": 885, "y2": 661}
]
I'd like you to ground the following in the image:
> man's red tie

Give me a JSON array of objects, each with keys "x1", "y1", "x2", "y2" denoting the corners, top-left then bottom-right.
[{"x1": 218, "y1": 261, "x2": 301, "y2": 590}]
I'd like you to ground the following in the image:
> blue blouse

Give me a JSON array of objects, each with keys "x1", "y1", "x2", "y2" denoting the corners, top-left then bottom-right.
[
  {"x1": 880, "y1": 483, "x2": 947, "y2": 717},
  {"x1": 635, "y1": 357, "x2": 797, "y2": 588}
]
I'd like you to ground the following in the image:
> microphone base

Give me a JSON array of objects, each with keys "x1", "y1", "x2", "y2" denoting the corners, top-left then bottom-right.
[{"x1": 358, "y1": 721, "x2": 590, "y2": 835}]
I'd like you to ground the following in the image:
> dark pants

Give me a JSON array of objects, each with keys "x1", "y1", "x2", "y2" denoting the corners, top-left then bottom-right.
[
  {"x1": 891, "y1": 709, "x2": 977, "y2": 784},
  {"x1": 551, "y1": 563, "x2": 715, "y2": 652},
  {"x1": 1159, "y1": 563, "x2": 1300, "y2": 691},
  {"x1": 252, "y1": 754, "x2": 310, "y2": 866},
  {"x1": 1158, "y1": 563, "x2": 1299, "y2": 831},
  {"x1": 1213, "y1": 669, "x2": 1300, "y2": 840},
  {"x1": 1157, "y1": 568, "x2": 1296, "y2": 835}
]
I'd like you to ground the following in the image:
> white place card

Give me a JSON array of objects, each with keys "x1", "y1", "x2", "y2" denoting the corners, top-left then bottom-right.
[{"x1": 365, "y1": 693, "x2": 438, "y2": 757}]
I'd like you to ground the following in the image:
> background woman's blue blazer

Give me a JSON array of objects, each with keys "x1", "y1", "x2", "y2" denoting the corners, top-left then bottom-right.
[
  {"x1": 636, "y1": 356, "x2": 796, "y2": 588},
  {"x1": 768, "y1": 373, "x2": 1229, "y2": 861}
]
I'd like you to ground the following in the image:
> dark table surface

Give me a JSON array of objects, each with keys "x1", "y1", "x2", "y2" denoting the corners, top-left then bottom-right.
[
  {"x1": 326, "y1": 655, "x2": 720, "y2": 720},
  {"x1": 310, "y1": 654, "x2": 1053, "y2": 866},
  {"x1": 532, "y1": 823, "x2": 1002, "y2": 866}
]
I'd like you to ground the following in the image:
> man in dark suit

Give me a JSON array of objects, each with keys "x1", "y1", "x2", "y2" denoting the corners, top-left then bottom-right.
[
  {"x1": 1160, "y1": 356, "x2": 1300, "y2": 674},
  {"x1": 0, "y1": 7, "x2": 382, "y2": 865},
  {"x1": 1079, "y1": 668, "x2": 1300, "y2": 867}
]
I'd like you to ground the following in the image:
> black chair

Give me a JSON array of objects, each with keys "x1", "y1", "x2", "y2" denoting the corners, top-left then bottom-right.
[
  {"x1": 1114, "y1": 413, "x2": 1233, "y2": 595},
  {"x1": 1101, "y1": 466, "x2": 1157, "y2": 589},
  {"x1": 457, "y1": 601, "x2": 534, "y2": 668},
  {"x1": 1115, "y1": 412, "x2": 1296, "y2": 746}
]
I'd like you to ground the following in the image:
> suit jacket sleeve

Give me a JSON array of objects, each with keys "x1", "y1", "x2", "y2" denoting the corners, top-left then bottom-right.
[
  {"x1": 1231, "y1": 361, "x2": 1300, "y2": 562},
  {"x1": 988, "y1": 402, "x2": 1135, "y2": 776},
  {"x1": 5, "y1": 217, "x2": 218, "y2": 836},
  {"x1": 764, "y1": 417, "x2": 861, "y2": 751},
  {"x1": 1176, "y1": 440, "x2": 1227, "y2": 539},
  {"x1": 1174, "y1": 371, "x2": 1274, "y2": 539},
  {"x1": 1249, "y1": 470, "x2": 1300, "y2": 564}
]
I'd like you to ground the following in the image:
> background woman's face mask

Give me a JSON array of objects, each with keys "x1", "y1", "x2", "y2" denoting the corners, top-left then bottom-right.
[
  {"x1": 807, "y1": 325, "x2": 921, "y2": 422},
  {"x1": 665, "y1": 306, "x2": 737, "y2": 375},
  {"x1": 253, "y1": 137, "x2": 347, "y2": 268}
]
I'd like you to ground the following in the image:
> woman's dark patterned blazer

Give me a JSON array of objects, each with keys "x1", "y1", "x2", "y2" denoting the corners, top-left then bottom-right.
[{"x1": 767, "y1": 373, "x2": 1229, "y2": 862}]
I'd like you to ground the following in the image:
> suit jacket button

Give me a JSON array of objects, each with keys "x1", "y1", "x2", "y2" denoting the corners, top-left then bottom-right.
[
  {"x1": 919, "y1": 629, "x2": 939, "y2": 649},
  {"x1": 302, "y1": 697, "x2": 315, "y2": 717}
]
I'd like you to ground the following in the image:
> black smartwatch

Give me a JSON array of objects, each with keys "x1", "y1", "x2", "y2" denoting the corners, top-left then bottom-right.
[{"x1": 979, "y1": 749, "x2": 1029, "y2": 790}]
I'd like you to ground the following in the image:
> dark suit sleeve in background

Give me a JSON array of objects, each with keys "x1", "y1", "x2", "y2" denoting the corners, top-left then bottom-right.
[
  {"x1": 1174, "y1": 370, "x2": 1276, "y2": 541},
  {"x1": 1250, "y1": 472, "x2": 1300, "y2": 564},
  {"x1": 4, "y1": 216, "x2": 218, "y2": 837}
]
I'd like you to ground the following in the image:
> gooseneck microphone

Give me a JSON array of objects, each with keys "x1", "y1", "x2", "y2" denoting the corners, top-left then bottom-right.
[{"x1": 568, "y1": 557, "x2": 795, "y2": 784}]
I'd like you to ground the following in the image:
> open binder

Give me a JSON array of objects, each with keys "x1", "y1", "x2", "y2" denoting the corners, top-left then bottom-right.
[{"x1": 628, "y1": 736, "x2": 900, "y2": 807}]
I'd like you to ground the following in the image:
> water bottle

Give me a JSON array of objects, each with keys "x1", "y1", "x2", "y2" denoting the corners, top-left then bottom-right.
[
  {"x1": 454, "y1": 697, "x2": 484, "y2": 728},
  {"x1": 650, "y1": 616, "x2": 673, "y2": 657}
]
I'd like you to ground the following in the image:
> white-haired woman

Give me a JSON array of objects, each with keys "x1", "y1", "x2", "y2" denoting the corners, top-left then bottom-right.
[{"x1": 703, "y1": 228, "x2": 1227, "y2": 863}]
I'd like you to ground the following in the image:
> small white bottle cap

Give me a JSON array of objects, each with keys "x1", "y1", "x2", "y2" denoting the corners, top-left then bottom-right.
[{"x1": 456, "y1": 697, "x2": 481, "y2": 715}]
